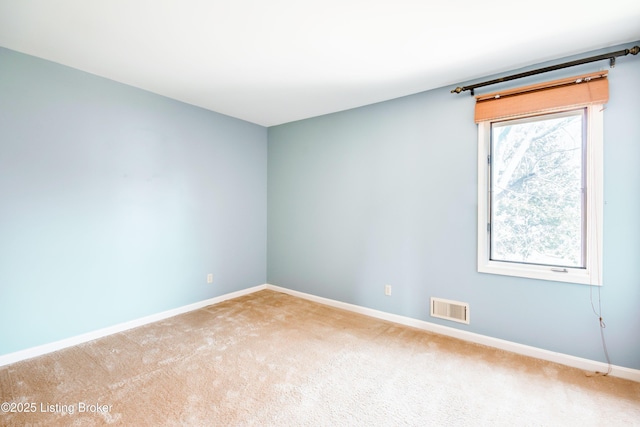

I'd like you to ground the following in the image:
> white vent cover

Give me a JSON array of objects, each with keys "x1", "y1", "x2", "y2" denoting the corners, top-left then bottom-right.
[{"x1": 430, "y1": 297, "x2": 469, "y2": 324}]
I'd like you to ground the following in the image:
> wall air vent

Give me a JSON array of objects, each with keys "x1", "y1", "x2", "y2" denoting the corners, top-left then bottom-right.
[{"x1": 430, "y1": 297, "x2": 469, "y2": 324}]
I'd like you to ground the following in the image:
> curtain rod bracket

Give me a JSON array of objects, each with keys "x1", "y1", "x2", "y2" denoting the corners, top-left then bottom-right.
[{"x1": 610, "y1": 57, "x2": 616, "y2": 68}]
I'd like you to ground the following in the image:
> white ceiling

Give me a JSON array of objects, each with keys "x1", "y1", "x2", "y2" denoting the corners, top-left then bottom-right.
[{"x1": 1, "y1": 1, "x2": 639, "y2": 127}]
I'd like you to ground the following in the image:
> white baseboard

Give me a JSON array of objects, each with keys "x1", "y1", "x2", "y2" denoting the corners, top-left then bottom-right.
[
  {"x1": 0, "y1": 284, "x2": 267, "y2": 367},
  {"x1": 3, "y1": 282, "x2": 638, "y2": 383},
  {"x1": 265, "y1": 284, "x2": 640, "y2": 383}
]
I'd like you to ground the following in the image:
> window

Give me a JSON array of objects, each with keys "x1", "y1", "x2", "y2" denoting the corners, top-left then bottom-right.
[{"x1": 476, "y1": 73, "x2": 605, "y2": 285}]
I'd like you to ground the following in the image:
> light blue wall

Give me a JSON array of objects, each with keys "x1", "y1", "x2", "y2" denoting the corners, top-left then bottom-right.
[
  {"x1": 268, "y1": 42, "x2": 640, "y2": 370},
  {"x1": 0, "y1": 48, "x2": 267, "y2": 356}
]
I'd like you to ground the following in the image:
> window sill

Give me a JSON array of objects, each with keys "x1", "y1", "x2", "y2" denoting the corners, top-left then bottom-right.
[{"x1": 478, "y1": 260, "x2": 602, "y2": 286}]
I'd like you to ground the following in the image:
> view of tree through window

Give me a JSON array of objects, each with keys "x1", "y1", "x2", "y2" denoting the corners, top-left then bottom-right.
[{"x1": 490, "y1": 110, "x2": 585, "y2": 268}]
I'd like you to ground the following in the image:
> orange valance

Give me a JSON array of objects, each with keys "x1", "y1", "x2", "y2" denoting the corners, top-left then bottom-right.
[{"x1": 474, "y1": 71, "x2": 609, "y2": 123}]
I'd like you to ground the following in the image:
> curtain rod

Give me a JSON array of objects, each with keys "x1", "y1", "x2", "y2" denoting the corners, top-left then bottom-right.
[{"x1": 451, "y1": 45, "x2": 639, "y2": 96}]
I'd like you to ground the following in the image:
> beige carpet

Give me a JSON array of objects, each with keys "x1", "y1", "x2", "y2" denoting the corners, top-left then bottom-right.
[{"x1": 1, "y1": 289, "x2": 639, "y2": 426}]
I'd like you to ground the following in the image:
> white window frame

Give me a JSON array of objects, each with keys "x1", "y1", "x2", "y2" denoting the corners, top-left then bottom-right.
[{"x1": 477, "y1": 105, "x2": 603, "y2": 286}]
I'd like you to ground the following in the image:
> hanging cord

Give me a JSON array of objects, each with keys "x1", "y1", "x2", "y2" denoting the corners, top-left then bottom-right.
[
  {"x1": 583, "y1": 114, "x2": 611, "y2": 378},
  {"x1": 585, "y1": 284, "x2": 612, "y2": 377}
]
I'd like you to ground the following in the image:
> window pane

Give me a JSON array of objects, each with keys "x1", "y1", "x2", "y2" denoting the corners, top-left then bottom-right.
[{"x1": 490, "y1": 111, "x2": 584, "y2": 268}]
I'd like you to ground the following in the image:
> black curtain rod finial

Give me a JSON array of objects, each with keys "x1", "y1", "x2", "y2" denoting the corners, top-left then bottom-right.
[{"x1": 449, "y1": 85, "x2": 474, "y2": 95}]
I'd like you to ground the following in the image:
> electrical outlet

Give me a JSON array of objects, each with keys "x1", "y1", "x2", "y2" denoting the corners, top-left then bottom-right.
[
  {"x1": 207, "y1": 273, "x2": 213, "y2": 284},
  {"x1": 384, "y1": 284, "x2": 392, "y2": 296}
]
